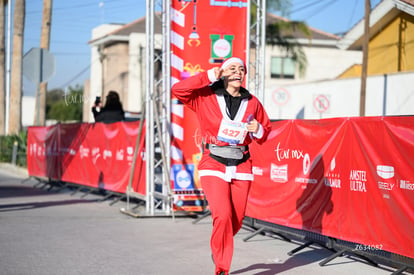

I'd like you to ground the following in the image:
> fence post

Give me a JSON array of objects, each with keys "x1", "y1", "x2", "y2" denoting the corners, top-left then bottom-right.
[{"x1": 11, "y1": 140, "x2": 18, "y2": 165}]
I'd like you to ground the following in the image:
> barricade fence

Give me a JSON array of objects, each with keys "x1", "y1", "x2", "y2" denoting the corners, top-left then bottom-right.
[
  {"x1": 27, "y1": 121, "x2": 146, "y2": 195},
  {"x1": 246, "y1": 116, "x2": 414, "y2": 267},
  {"x1": 27, "y1": 116, "x2": 414, "y2": 270}
]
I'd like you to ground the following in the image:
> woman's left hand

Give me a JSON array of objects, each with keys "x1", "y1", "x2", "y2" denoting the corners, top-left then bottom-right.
[{"x1": 247, "y1": 119, "x2": 259, "y2": 134}]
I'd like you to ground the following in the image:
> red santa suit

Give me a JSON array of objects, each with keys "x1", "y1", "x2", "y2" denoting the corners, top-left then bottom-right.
[{"x1": 172, "y1": 66, "x2": 271, "y2": 275}]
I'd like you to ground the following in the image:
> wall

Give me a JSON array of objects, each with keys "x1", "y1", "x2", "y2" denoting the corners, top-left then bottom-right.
[
  {"x1": 264, "y1": 44, "x2": 362, "y2": 89},
  {"x1": 263, "y1": 71, "x2": 414, "y2": 120},
  {"x1": 369, "y1": 13, "x2": 414, "y2": 75},
  {"x1": 22, "y1": 96, "x2": 35, "y2": 128},
  {"x1": 127, "y1": 33, "x2": 145, "y2": 113},
  {"x1": 88, "y1": 24, "x2": 124, "y2": 122},
  {"x1": 102, "y1": 42, "x2": 129, "y2": 104}
]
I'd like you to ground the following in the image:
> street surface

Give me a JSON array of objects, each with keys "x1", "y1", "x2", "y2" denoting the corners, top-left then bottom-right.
[{"x1": 0, "y1": 163, "x2": 401, "y2": 275}]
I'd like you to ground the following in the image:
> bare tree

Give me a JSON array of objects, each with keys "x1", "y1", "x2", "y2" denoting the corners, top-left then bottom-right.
[
  {"x1": 0, "y1": 0, "x2": 6, "y2": 135},
  {"x1": 35, "y1": 0, "x2": 52, "y2": 126},
  {"x1": 9, "y1": 0, "x2": 25, "y2": 135}
]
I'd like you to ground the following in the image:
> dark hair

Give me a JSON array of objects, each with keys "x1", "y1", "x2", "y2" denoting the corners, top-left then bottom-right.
[{"x1": 104, "y1": 90, "x2": 123, "y2": 111}]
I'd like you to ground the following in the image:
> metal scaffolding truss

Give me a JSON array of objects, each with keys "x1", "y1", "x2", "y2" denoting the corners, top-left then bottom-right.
[
  {"x1": 141, "y1": 0, "x2": 265, "y2": 217},
  {"x1": 144, "y1": 0, "x2": 172, "y2": 216},
  {"x1": 246, "y1": 0, "x2": 267, "y2": 103}
]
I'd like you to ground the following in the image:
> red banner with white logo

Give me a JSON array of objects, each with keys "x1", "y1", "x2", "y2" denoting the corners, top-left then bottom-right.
[
  {"x1": 247, "y1": 116, "x2": 414, "y2": 259},
  {"x1": 27, "y1": 121, "x2": 146, "y2": 195},
  {"x1": 27, "y1": 116, "x2": 414, "y2": 258},
  {"x1": 170, "y1": 0, "x2": 248, "y2": 211}
]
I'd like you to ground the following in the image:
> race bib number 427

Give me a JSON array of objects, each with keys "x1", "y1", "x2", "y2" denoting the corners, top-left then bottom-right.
[{"x1": 217, "y1": 120, "x2": 248, "y2": 144}]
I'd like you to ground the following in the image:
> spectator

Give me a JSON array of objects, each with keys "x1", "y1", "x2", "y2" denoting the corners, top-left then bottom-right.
[{"x1": 92, "y1": 90, "x2": 125, "y2": 123}]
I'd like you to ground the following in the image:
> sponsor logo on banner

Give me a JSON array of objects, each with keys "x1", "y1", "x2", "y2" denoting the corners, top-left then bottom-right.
[
  {"x1": 400, "y1": 180, "x2": 414, "y2": 191},
  {"x1": 92, "y1": 147, "x2": 101, "y2": 164},
  {"x1": 377, "y1": 165, "x2": 394, "y2": 179},
  {"x1": 325, "y1": 158, "x2": 341, "y2": 188},
  {"x1": 103, "y1": 149, "x2": 112, "y2": 160},
  {"x1": 303, "y1": 153, "x2": 311, "y2": 175},
  {"x1": 126, "y1": 146, "x2": 134, "y2": 162},
  {"x1": 376, "y1": 165, "x2": 396, "y2": 198},
  {"x1": 378, "y1": 181, "x2": 395, "y2": 191},
  {"x1": 270, "y1": 163, "x2": 287, "y2": 183},
  {"x1": 80, "y1": 146, "x2": 89, "y2": 159},
  {"x1": 349, "y1": 169, "x2": 367, "y2": 192},
  {"x1": 116, "y1": 149, "x2": 124, "y2": 161},
  {"x1": 172, "y1": 164, "x2": 195, "y2": 190},
  {"x1": 295, "y1": 153, "x2": 319, "y2": 185},
  {"x1": 274, "y1": 142, "x2": 305, "y2": 162},
  {"x1": 252, "y1": 166, "x2": 263, "y2": 176},
  {"x1": 210, "y1": 34, "x2": 234, "y2": 63},
  {"x1": 295, "y1": 177, "x2": 317, "y2": 184}
]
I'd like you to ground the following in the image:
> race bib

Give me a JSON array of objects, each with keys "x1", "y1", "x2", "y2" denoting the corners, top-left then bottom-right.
[{"x1": 217, "y1": 120, "x2": 248, "y2": 144}]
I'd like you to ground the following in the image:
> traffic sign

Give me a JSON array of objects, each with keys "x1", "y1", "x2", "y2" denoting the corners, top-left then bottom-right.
[
  {"x1": 272, "y1": 87, "x2": 290, "y2": 106},
  {"x1": 23, "y1": 47, "x2": 55, "y2": 84},
  {"x1": 313, "y1": 94, "x2": 330, "y2": 113}
]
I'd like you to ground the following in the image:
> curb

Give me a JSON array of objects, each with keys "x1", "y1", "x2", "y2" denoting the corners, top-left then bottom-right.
[{"x1": 0, "y1": 162, "x2": 29, "y2": 178}]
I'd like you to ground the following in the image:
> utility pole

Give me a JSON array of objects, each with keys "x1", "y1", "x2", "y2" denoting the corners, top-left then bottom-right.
[
  {"x1": 360, "y1": 0, "x2": 370, "y2": 116},
  {"x1": 9, "y1": 0, "x2": 25, "y2": 135},
  {"x1": 35, "y1": 0, "x2": 52, "y2": 126},
  {"x1": 0, "y1": 0, "x2": 6, "y2": 135}
]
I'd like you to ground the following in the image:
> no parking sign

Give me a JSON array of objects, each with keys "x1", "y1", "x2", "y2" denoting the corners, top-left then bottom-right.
[{"x1": 313, "y1": 94, "x2": 330, "y2": 113}]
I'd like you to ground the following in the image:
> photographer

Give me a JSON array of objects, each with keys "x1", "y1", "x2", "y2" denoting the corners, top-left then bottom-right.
[{"x1": 91, "y1": 90, "x2": 125, "y2": 123}]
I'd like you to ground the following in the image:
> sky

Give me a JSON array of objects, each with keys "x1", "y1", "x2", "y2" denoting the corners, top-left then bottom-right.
[{"x1": 20, "y1": 0, "x2": 382, "y2": 96}]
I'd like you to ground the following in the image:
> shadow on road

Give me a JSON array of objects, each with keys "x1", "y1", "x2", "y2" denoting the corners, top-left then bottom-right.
[
  {"x1": 230, "y1": 249, "x2": 330, "y2": 275},
  {"x1": 0, "y1": 199, "x2": 97, "y2": 212}
]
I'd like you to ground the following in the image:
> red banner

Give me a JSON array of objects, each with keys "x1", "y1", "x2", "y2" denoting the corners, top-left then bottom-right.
[
  {"x1": 27, "y1": 121, "x2": 146, "y2": 195},
  {"x1": 170, "y1": 0, "x2": 248, "y2": 211},
  {"x1": 27, "y1": 125, "x2": 60, "y2": 180},
  {"x1": 27, "y1": 116, "x2": 414, "y2": 258},
  {"x1": 247, "y1": 116, "x2": 414, "y2": 259}
]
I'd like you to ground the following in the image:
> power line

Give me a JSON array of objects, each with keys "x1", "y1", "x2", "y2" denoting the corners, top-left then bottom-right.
[
  {"x1": 347, "y1": 0, "x2": 359, "y2": 31},
  {"x1": 290, "y1": 0, "x2": 324, "y2": 15},
  {"x1": 59, "y1": 62, "x2": 92, "y2": 88},
  {"x1": 302, "y1": 0, "x2": 338, "y2": 20}
]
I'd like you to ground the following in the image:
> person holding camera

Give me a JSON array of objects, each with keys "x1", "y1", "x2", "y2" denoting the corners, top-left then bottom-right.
[
  {"x1": 172, "y1": 57, "x2": 271, "y2": 275},
  {"x1": 91, "y1": 90, "x2": 125, "y2": 123}
]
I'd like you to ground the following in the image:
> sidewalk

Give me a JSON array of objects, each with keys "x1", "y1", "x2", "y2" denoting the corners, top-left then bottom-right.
[{"x1": 0, "y1": 164, "x2": 401, "y2": 275}]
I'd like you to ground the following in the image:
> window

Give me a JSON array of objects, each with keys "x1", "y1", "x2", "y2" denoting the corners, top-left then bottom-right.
[{"x1": 270, "y1": 57, "x2": 295, "y2": 79}]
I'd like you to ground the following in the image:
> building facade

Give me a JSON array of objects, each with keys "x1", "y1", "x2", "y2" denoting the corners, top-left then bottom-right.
[{"x1": 86, "y1": 13, "x2": 367, "y2": 122}]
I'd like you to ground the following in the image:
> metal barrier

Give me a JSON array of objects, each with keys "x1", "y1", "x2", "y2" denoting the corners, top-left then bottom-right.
[{"x1": 243, "y1": 217, "x2": 414, "y2": 274}]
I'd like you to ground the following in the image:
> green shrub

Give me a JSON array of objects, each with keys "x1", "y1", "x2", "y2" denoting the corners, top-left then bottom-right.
[{"x1": 0, "y1": 130, "x2": 28, "y2": 167}]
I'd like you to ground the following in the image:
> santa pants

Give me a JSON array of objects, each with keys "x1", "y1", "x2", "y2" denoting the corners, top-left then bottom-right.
[{"x1": 201, "y1": 176, "x2": 251, "y2": 274}]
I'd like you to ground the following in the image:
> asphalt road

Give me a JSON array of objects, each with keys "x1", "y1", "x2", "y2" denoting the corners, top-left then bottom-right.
[{"x1": 0, "y1": 163, "x2": 402, "y2": 275}]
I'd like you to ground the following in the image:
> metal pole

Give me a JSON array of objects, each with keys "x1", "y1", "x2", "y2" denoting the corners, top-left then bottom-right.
[
  {"x1": 255, "y1": 0, "x2": 261, "y2": 97},
  {"x1": 382, "y1": 74, "x2": 387, "y2": 116},
  {"x1": 145, "y1": 0, "x2": 156, "y2": 215},
  {"x1": 5, "y1": 0, "x2": 12, "y2": 135},
  {"x1": 260, "y1": 0, "x2": 266, "y2": 104},
  {"x1": 162, "y1": 0, "x2": 172, "y2": 216},
  {"x1": 245, "y1": 0, "x2": 251, "y2": 90},
  {"x1": 359, "y1": 0, "x2": 370, "y2": 116}
]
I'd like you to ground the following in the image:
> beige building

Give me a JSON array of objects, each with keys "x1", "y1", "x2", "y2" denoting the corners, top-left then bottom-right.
[
  {"x1": 85, "y1": 13, "x2": 363, "y2": 121},
  {"x1": 338, "y1": 0, "x2": 414, "y2": 78},
  {"x1": 85, "y1": 18, "x2": 161, "y2": 122}
]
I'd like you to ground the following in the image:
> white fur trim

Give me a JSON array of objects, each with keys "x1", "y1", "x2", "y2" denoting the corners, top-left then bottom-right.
[
  {"x1": 208, "y1": 68, "x2": 218, "y2": 82},
  {"x1": 199, "y1": 168, "x2": 254, "y2": 182},
  {"x1": 253, "y1": 123, "x2": 264, "y2": 139},
  {"x1": 220, "y1": 57, "x2": 245, "y2": 70}
]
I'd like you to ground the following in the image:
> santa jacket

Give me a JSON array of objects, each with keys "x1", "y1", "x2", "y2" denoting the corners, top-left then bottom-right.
[{"x1": 172, "y1": 70, "x2": 272, "y2": 182}]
